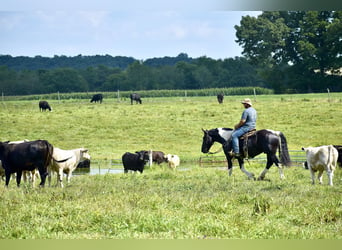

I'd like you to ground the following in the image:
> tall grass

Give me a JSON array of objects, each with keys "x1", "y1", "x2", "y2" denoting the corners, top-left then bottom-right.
[{"x1": 0, "y1": 93, "x2": 341, "y2": 239}]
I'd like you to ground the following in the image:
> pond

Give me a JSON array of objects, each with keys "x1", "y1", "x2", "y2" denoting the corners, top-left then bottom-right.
[{"x1": 73, "y1": 166, "x2": 192, "y2": 176}]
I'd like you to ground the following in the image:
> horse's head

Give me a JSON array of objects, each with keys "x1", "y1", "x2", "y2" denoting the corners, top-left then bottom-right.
[{"x1": 201, "y1": 129, "x2": 214, "y2": 153}]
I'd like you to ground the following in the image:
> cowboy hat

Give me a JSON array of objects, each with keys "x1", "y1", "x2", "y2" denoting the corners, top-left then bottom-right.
[{"x1": 241, "y1": 98, "x2": 252, "y2": 106}]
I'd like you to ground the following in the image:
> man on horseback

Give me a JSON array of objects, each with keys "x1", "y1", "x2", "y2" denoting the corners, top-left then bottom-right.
[{"x1": 229, "y1": 98, "x2": 257, "y2": 158}]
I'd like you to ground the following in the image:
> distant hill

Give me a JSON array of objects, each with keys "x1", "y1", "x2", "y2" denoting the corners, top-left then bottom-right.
[{"x1": 0, "y1": 53, "x2": 194, "y2": 71}]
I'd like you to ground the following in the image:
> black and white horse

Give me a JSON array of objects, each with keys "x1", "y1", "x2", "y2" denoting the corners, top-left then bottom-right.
[{"x1": 201, "y1": 128, "x2": 291, "y2": 180}]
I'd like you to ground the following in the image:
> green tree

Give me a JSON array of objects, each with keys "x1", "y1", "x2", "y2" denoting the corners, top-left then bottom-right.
[{"x1": 235, "y1": 11, "x2": 342, "y2": 92}]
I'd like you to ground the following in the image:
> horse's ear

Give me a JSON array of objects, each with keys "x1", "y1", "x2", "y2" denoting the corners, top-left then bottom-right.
[{"x1": 202, "y1": 128, "x2": 207, "y2": 133}]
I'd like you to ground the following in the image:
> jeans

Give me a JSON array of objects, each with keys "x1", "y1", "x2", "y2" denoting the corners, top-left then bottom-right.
[{"x1": 231, "y1": 127, "x2": 251, "y2": 154}]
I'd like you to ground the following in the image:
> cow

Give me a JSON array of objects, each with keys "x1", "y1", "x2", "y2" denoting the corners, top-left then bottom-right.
[
  {"x1": 217, "y1": 94, "x2": 224, "y2": 104},
  {"x1": 164, "y1": 154, "x2": 180, "y2": 169},
  {"x1": 130, "y1": 93, "x2": 142, "y2": 105},
  {"x1": 90, "y1": 94, "x2": 103, "y2": 103},
  {"x1": 0, "y1": 140, "x2": 53, "y2": 187},
  {"x1": 39, "y1": 100, "x2": 52, "y2": 111},
  {"x1": 77, "y1": 159, "x2": 91, "y2": 169},
  {"x1": 333, "y1": 145, "x2": 342, "y2": 167},
  {"x1": 0, "y1": 139, "x2": 34, "y2": 184},
  {"x1": 122, "y1": 151, "x2": 149, "y2": 173},
  {"x1": 302, "y1": 145, "x2": 338, "y2": 186},
  {"x1": 48, "y1": 147, "x2": 91, "y2": 188},
  {"x1": 136, "y1": 150, "x2": 166, "y2": 165}
]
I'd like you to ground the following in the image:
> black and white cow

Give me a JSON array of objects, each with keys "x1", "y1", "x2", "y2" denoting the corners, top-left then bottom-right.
[
  {"x1": 302, "y1": 145, "x2": 338, "y2": 186},
  {"x1": 122, "y1": 151, "x2": 149, "y2": 173},
  {"x1": 0, "y1": 140, "x2": 53, "y2": 187},
  {"x1": 130, "y1": 93, "x2": 142, "y2": 105},
  {"x1": 90, "y1": 94, "x2": 103, "y2": 103},
  {"x1": 39, "y1": 100, "x2": 52, "y2": 111}
]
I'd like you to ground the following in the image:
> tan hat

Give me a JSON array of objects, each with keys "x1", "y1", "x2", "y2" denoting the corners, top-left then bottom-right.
[{"x1": 241, "y1": 98, "x2": 252, "y2": 106}]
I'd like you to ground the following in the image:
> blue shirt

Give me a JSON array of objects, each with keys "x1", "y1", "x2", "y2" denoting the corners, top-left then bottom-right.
[{"x1": 241, "y1": 107, "x2": 257, "y2": 130}]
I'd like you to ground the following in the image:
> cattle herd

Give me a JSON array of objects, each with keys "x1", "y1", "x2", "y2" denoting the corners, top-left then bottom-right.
[
  {"x1": 0, "y1": 94, "x2": 341, "y2": 188},
  {"x1": 0, "y1": 138, "x2": 180, "y2": 187}
]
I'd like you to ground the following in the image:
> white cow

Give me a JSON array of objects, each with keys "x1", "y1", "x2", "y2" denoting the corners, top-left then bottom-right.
[
  {"x1": 164, "y1": 154, "x2": 180, "y2": 169},
  {"x1": 302, "y1": 145, "x2": 338, "y2": 186},
  {"x1": 48, "y1": 147, "x2": 90, "y2": 187}
]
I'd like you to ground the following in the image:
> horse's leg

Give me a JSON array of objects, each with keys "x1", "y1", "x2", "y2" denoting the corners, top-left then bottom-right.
[
  {"x1": 258, "y1": 153, "x2": 277, "y2": 180},
  {"x1": 227, "y1": 157, "x2": 233, "y2": 176},
  {"x1": 238, "y1": 158, "x2": 255, "y2": 180},
  {"x1": 272, "y1": 154, "x2": 285, "y2": 179}
]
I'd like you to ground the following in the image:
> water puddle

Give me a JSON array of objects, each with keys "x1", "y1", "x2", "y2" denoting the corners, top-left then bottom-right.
[{"x1": 73, "y1": 167, "x2": 191, "y2": 176}]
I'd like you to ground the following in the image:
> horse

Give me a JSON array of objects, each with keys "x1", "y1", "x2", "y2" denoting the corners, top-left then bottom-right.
[{"x1": 201, "y1": 128, "x2": 291, "y2": 180}]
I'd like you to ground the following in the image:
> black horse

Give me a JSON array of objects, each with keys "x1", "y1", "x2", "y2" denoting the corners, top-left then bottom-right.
[
  {"x1": 130, "y1": 93, "x2": 142, "y2": 105},
  {"x1": 201, "y1": 128, "x2": 291, "y2": 180}
]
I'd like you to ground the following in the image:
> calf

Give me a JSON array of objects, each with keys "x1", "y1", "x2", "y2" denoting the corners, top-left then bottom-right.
[
  {"x1": 0, "y1": 140, "x2": 53, "y2": 187},
  {"x1": 39, "y1": 100, "x2": 52, "y2": 111},
  {"x1": 122, "y1": 151, "x2": 149, "y2": 173},
  {"x1": 90, "y1": 94, "x2": 103, "y2": 103},
  {"x1": 302, "y1": 145, "x2": 338, "y2": 186},
  {"x1": 48, "y1": 147, "x2": 91, "y2": 187},
  {"x1": 164, "y1": 154, "x2": 180, "y2": 169}
]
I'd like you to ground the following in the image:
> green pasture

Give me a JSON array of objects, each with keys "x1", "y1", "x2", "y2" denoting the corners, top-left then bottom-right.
[{"x1": 0, "y1": 93, "x2": 341, "y2": 239}]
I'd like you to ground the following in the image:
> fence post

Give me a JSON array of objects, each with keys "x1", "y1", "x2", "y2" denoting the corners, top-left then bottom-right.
[
  {"x1": 327, "y1": 88, "x2": 331, "y2": 102},
  {"x1": 117, "y1": 90, "x2": 120, "y2": 102},
  {"x1": 149, "y1": 150, "x2": 153, "y2": 167},
  {"x1": 58, "y1": 91, "x2": 60, "y2": 104}
]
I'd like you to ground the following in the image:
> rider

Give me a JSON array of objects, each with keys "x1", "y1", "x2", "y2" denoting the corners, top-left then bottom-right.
[{"x1": 229, "y1": 98, "x2": 257, "y2": 158}]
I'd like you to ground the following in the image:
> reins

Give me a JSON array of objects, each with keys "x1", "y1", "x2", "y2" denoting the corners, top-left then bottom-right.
[
  {"x1": 208, "y1": 147, "x2": 224, "y2": 155},
  {"x1": 208, "y1": 141, "x2": 228, "y2": 155}
]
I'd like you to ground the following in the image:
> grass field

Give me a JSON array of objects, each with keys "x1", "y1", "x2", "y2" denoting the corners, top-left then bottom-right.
[{"x1": 0, "y1": 93, "x2": 341, "y2": 239}]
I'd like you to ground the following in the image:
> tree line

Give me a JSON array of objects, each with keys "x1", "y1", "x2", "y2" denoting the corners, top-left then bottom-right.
[
  {"x1": 0, "y1": 11, "x2": 341, "y2": 96},
  {"x1": 0, "y1": 55, "x2": 266, "y2": 95}
]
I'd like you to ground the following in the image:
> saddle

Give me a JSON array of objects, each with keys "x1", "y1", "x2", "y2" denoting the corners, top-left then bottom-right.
[{"x1": 239, "y1": 129, "x2": 256, "y2": 158}]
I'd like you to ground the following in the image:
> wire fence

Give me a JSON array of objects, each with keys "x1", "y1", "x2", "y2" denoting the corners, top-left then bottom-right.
[{"x1": 199, "y1": 150, "x2": 306, "y2": 168}]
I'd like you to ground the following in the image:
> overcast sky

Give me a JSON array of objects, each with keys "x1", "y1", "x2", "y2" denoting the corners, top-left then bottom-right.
[{"x1": 0, "y1": 1, "x2": 261, "y2": 60}]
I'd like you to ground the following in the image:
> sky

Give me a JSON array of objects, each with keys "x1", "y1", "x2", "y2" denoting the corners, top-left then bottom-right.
[{"x1": 0, "y1": 1, "x2": 263, "y2": 60}]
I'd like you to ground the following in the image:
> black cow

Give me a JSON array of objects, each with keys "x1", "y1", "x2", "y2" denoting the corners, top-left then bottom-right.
[
  {"x1": 137, "y1": 150, "x2": 166, "y2": 165},
  {"x1": 77, "y1": 159, "x2": 91, "y2": 169},
  {"x1": 0, "y1": 140, "x2": 53, "y2": 187},
  {"x1": 217, "y1": 94, "x2": 224, "y2": 104},
  {"x1": 39, "y1": 100, "x2": 52, "y2": 111},
  {"x1": 90, "y1": 94, "x2": 103, "y2": 103},
  {"x1": 122, "y1": 151, "x2": 149, "y2": 173},
  {"x1": 333, "y1": 145, "x2": 342, "y2": 167},
  {"x1": 130, "y1": 93, "x2": 142, "y2": 105}
]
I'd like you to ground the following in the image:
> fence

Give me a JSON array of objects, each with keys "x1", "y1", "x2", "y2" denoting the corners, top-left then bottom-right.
[
  {"x1": 199, "y1": 150, "x2": 306, "y2": 168},
  {"x1": 73, "y1": 150, "x2": 307, "y2": 175}
]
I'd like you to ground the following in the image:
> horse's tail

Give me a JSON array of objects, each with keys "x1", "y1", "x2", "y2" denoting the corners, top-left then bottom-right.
[{"x1": 278, "y1": 132, "x2": 291, "y2": 167}]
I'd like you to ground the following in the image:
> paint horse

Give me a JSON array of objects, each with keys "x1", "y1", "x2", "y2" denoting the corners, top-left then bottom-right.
[{"x1": 201, "y1": 128, "x2": 291, "y2": 180}]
